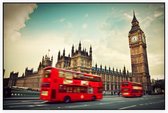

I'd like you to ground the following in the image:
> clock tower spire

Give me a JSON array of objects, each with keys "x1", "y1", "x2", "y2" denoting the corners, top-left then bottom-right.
[{"x1": 128, "y1": 11, "x2": 151, "y2": 94}]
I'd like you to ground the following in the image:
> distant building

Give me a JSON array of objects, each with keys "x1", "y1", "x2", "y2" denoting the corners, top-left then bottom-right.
[
  {"x1": 15, "y1": 55, "x2": 53, "y2": 90},
  {"x1": 56, "y1": 41, "x2": 92, "y2": 74},
  {"x1": 92, "y1": 65, "x2": 131, "y2": 94},
  {"x1": 151, "y1": 79, "x2": 165, "y2": 94},
  {"x1": 3, "y1": 78, "x2": 10, "y2": 88},
  {"x1": 3, "y1": 69, "x2": 10, "y2": 88},
  {"x1": 8, "y1": 71, "x2": 19, "y2": 88}
]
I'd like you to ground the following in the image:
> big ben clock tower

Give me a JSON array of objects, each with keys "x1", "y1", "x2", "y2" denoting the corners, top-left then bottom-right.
[{"x1": 128, "y1": 11, "x2": 151, "y2": 94}]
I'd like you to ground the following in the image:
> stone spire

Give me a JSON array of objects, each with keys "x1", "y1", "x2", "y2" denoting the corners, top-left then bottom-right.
[
  {"x1": 129, "y1": 10, "x2": 143, "y2": 33},
  {"x1": 78, "y1": 41, "x2": 81, "y2": 51}
]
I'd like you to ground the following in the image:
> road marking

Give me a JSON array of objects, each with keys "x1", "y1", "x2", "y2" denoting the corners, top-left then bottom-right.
[
  {"x1": 28, "y1": 105, "x2": 35, "y2": 107},
  {"x1": 8, "y1": 105, "x2": 35, "y2": 108},
  {"x1": 117, "y1": 101, "x2": 125, "y2": 102},
  {"x1": 36, "y1": 104, "x2": 46, "y2": 106},
  {"x1": 98, "y1": 102, "x2": 107, "y2": 105},
  {"x1": 119, "y1": 105, "x2": 137, "y2": 110},
  {"x1": 66, "y1": 104, "x2": 88, "y2": 108},
  {"x1": 4, "y1": 101, "x2": 44, "y2": 106}
]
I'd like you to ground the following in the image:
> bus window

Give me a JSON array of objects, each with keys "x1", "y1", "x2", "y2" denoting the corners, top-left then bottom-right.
[
  {"x1": 88, "y1": 87, "x2": 93, "y2": 94},
  {"x1": 65, "y1": 72, "x2": 73, "y2": 79},
  {"x1": 74, "y1": 74, "x2": 84, "y2": 80},
  {"x1": 59, "y1": 85, "x2": 66, "y2": 93},
  {"x1": 80, "y1": 87, "x2": 87, "y2": 93},
  {"x1": 41, "y1": 82, "x2": 50, "y2": 87},
  {"x1": 123, "y1": 88, "x2": 129, "y2": 91},
  {"x1": 73, "y1": 74, "x2": 77, "y2": 78},
  {"x1": 81, "y1": 81, "x2": 88, "y2": 85},
  {"x1": 63, "y1": 79, "x2": 73, "y2": 84},
  {"x1": 59, "y1": 71, "x2": 65, "y2": 78},
  {"x1": 73, "y1": 86, "x2": 77, "y2": 93},
  {"x1": 76, "y1": 87, "x2": 80, "y2": 93},
  {"x1": 67, "y1": 86, "x2": 73, "y2": 93},
  {"x1": 92, "y1": 77, "x2": 101, "y2": 82},
  {"x1": 44, "y1": 70, "x2": 51, "y2": 78},
  {"x1": 98, "y1": 87, "x2": 103, "y2": 93}
]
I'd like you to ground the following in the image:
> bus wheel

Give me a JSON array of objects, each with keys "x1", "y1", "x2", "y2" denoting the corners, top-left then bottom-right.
[
  {"x1": 92, "y1": 96, "x2": 96, "y2": 101},
  {"x1": 64, "y1": 96, "x2": 71, "y2": 103}
]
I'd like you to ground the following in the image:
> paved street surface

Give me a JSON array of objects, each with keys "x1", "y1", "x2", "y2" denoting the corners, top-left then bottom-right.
[{"x1": 3, "y1": 95, "x2": 165, "y2": 110}]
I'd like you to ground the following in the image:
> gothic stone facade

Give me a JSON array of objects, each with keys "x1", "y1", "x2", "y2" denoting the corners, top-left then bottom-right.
[{"x1": 15, "y1": 55, "x2": 53, "y2": 90}]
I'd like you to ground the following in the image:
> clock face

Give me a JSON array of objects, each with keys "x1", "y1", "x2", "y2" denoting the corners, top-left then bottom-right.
[{"x1": 131, "y1": 36, "x2": 138, "y2": 43}]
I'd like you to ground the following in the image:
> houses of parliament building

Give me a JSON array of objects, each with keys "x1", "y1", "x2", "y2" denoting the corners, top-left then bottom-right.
[{"x1": 6, "y1": 12, "x2": 151, "y2": 94}]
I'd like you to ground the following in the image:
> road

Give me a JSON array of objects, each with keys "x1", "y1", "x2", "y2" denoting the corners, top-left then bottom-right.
[{"x1": 3, "y1": 95, "x2": 165, "y2": 110}]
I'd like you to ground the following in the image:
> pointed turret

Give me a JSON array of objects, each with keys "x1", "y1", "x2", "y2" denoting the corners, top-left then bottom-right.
[
  {"x1": 129, "y1": 10, "x2": 143, "y2": 33},
  {"x1": 51, "y1": 56, "x2": 53, "y2": 61},
  {"x1": 123, "y1": 65, "x2": 126, "y2": 75},
  {"x1": 58, "y1": 50, "x2": 60, "y2": 60},
  {"x1": 95, "y1": 63, "x2": 97, "y2": 69},
  {"x1": 71, "y1": 44, "x2": 74, "y2": 56},
  {"x1": 89, "y1": 45, "x2": 92, "y2": 58},
  {"x1": 100, "y1": 64, "x2": 102, "y2": 70},
  {"x1": 132, "y1": 10, "x2": 139, "y2": 24},
  {"x1": 105, "y1": 65, "x2": 107, "y2": 71},
  {"x1": 109, "y1": 66, "x2": 111, "y2": 71},
  {"x1": 42, "y1": 56, "x2": 44, "y2": 62},
  {"x1": 119, "y1": 69, "x2": 121, "y2": 74},
  {"x1": 63, "y1": 48, "x2": 65, "y2": 56},
  {"x1": 78, "y1": 41, "x2": 81, "y2": 51},
  {"x1": 113, "y1": 67, "x2": 115, "y2": 72}
]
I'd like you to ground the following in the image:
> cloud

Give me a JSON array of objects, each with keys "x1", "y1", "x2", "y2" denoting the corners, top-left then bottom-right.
[
  {"x1": 85, "y1": 13, "x2": 89, "y2": 18},
  {"x1": 4, "y1": 4, "x2": 37, "y2": 42},
  {"x1": 123, "y1": 12, "x2": 132, "y2": 21},
  {"x1": 82, "y1": 23, "x2": 88, "y2": 29},
  {"x1": 141, "y1": 7, "x2": 164, "y2": 30},
  {"x1": 57, "y1": 18, "x2": 73, "y2": 29},
  {"x1": 4, "y1": 4, "x2": 37, "y2": 78},
  {"x1": 59, "y1": 18, "x2": 66, "y2": 23},
  {"x1": 154, "y1": 11, "x2": 163, "y2": 18}
]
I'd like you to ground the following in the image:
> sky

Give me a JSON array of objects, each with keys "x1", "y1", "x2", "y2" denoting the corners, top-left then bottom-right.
[{"x1": 3, "y1": 3, "x2": 164, "y2": 80}]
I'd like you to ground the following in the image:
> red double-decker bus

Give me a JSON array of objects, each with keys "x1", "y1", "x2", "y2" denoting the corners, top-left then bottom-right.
[
  {"x1": 40, "y1": 67, "x2": 103, "y2": 103},
  {"x1": 121, "y1": 81, "x2": 143, "y2": 97}
]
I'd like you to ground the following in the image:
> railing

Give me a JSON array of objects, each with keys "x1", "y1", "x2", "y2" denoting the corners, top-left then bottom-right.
[
  {"x1": 11, "y1": 90, "x2": 40, "y2": 97},
  {"x1": 4, "y1": 87, "x2": 40, "y2": 97}
]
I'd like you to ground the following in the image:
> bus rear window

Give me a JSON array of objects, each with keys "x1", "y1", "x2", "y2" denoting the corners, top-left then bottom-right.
[
  {"x1": 44, "y1": 70, "x2": 51, "y2": 78},
  {"x1": 41, "y1": 82, "x2": 50, "y2": 87},
  {"x1": 122, "y1": 88, "x2": 129, "y2": 92},
  {"x1": 92, "y1": 77, "x2": 101, "y2": 82},
  {"x1": 98, "y1": 87, "x2": 103, "y2": 93}
]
